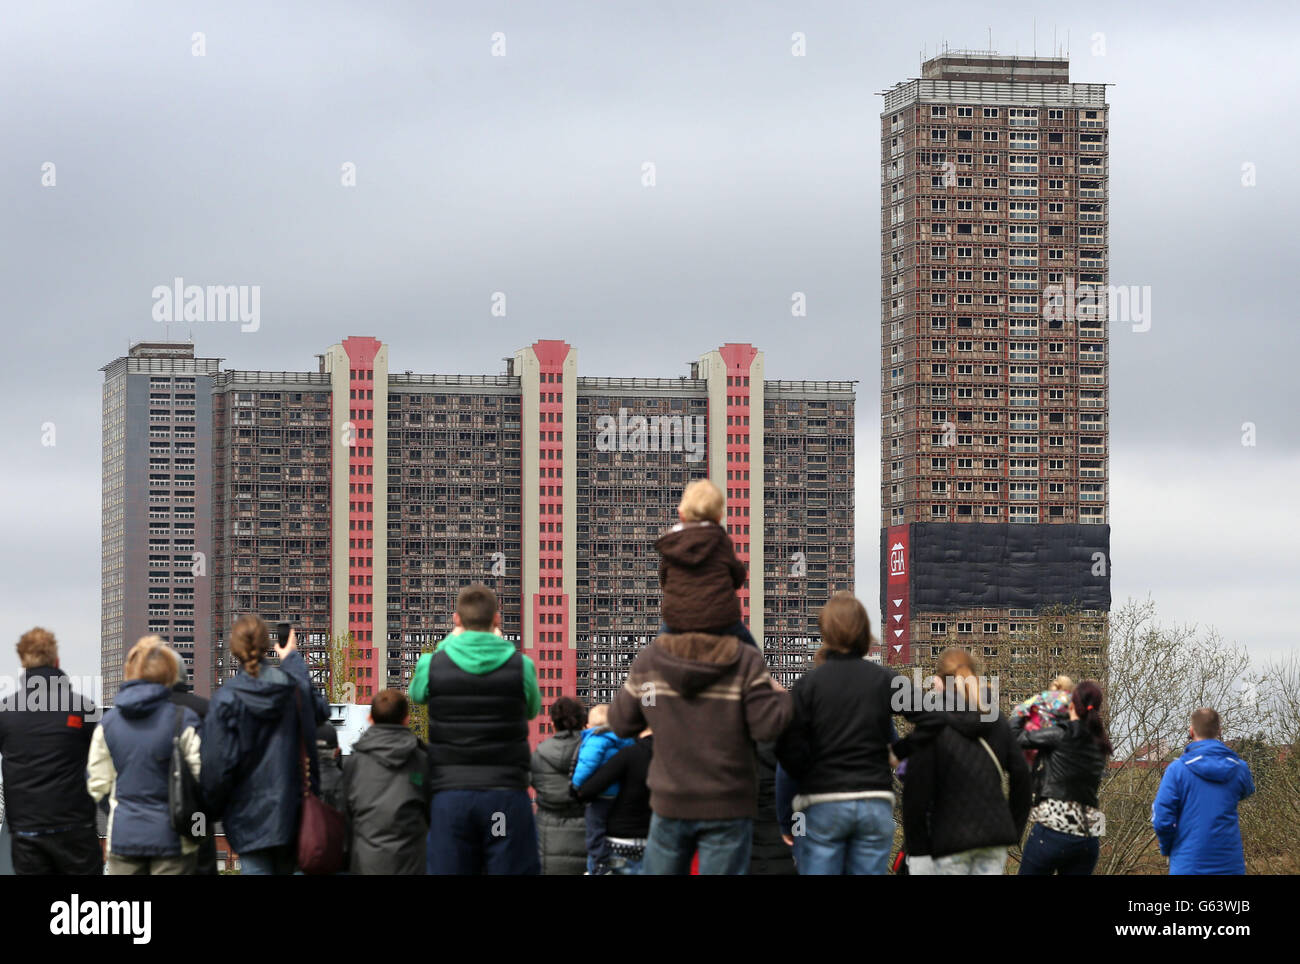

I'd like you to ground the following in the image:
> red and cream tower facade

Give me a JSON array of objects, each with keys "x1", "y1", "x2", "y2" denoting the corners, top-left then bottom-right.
[
  {"x1": 514, "y1": 340, "x2": 578, "y2": 743},
  {"x1": 325, "y1": 336, "x2": 390, "y2": 702},
  {"x1": 699, "y1": 344, "x2": 765, "y2": 644},
  {"x1": 122, "y1": 337, "x2": 852, "y2": 718}
]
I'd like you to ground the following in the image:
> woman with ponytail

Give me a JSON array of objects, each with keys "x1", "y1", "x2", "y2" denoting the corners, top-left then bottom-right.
[
  {"x1": 1012, "y1": 679, "x2": 1112, "y2": 875},
  {"x1": 200, "y1": 615, "x2": 327, "y2": 874}
]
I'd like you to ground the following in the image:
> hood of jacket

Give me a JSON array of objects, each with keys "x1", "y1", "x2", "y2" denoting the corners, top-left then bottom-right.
[
  {"x1": 655, "y1": 521, "x2": 727, "y2": 568},
  {"x1": 113, "y1": 679, "x2": 174, "y2": 719},
  {"x1": 352, "y1": 724, "x2": 420, "y2": 769},
  {"x1": 437, "y1": 630, "x2": 517, "y2": 675},
  {"x1": 226, "y1": 663, "x2": 298, "y2": 720},
  {"x1": 654, "y1": 632, "x2": 741, "y2": 698},
  {"x1": 534, "y1": 729, "x2": 582, "y2": 784},
  {"x1": 940, "y1": 709, "x2": 999, "y2": 739},
  {"x1": 1182, "y1": 739, "x2": 1247, "y2": 783}
]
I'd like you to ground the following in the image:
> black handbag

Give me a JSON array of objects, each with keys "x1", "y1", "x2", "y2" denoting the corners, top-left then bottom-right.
[{"x1": 168, "y1": 705, "x2": 204, "y2": 839}]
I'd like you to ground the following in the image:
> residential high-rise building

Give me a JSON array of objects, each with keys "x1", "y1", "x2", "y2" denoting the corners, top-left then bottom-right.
[
  {"x1": 102, "y1": 338, "x2": 855, "y2": 742},
  {"x1": 101, "y1": 343, "x2": 220, "y2": 702},
  {"x1": 879, "y1": 53, "x2": 1111, "y2": 677}
]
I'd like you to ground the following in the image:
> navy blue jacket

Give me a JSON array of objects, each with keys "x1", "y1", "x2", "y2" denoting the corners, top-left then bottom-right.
[
  {"x1": 200, "y1": 651, "x2": 326, "y2": 854},
  {"x1": 1153, "y1": 739, "x2": 1254, "y2": 875},
  {"x1": 97, "y1": 680, "x2": 201, "y2": 857}
]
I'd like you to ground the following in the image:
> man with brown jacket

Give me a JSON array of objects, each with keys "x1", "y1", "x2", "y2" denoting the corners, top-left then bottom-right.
[{"x1": 608, "y1": 632, "x2": 792, "y2": 874}]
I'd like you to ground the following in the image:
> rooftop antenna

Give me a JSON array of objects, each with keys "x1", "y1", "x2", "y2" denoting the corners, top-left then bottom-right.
[
  {"x1": 1033, "y1": 17, "x2": 1037, "y2": 56},
  {"x1": 987, "y1": 26, "x2": 992, "y2": 53}
]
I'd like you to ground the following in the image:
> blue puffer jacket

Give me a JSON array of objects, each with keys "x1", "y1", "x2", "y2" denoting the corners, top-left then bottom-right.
[
  {"x1": 573, "y1": 727, "x2": 635, "y2": 799},
  {"x1": 201, "y1": 650, "x2": 327, "y2": 854},
  {"x1": 1152, "y1": 738, "x2": 1255, "y2": 875},
  {"x1": 97, "y1": 680, "x2": 201, "y2": 857}
]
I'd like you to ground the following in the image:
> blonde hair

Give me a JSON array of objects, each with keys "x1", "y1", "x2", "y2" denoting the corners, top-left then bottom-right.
[
  {"x1": 678, "y1": 479, "x2": 724, "y2": 523},
  {"x1": 17, "y1": 627, "x2": 58, "y2": 669},
  {"x1": 124, "y1": 635, "x2": 181, "y2": 685},
  {"x1": 230, "y1": 614, "x2": 271, "y2": 678},
  {"x1": 936, "y1": 647, "x2": 981, "y2": 704},
  {"x1": 936, "y1": 647, "x2": 978, "y2": 680},
  {"x1": 588, "y1": 704, "x2": 610, "y2": 728},
  {"x1": 1052, "y1": 675, "x2": 1075, "y2": 692}
]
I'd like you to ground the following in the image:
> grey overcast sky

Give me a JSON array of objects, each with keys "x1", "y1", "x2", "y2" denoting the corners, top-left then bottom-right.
[{"x1": 2, "y1": 0, "x2": 1297, "y2": 680}]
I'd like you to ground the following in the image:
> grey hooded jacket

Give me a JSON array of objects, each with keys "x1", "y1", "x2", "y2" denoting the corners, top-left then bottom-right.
[{"x1": 342, "y1": 724, "x2": 432, "y2": 874}]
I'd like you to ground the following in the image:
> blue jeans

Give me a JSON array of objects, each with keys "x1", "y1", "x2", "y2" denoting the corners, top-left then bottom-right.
[
  {"x1": 1018, "y1": 823, "x2": 1099, "y2": 876},
  {"x1": 660, "y1": 620, "x2": 758, "y2": 648},
  {"x1": 642, "y1": 813, "x2": 752, "y2": 875},
  {"x1": 793, "y1": 798, "x2": 893, "y2": 875},
  {"x1": 426, "y1": 789, "x2": 541, "y2": 875},
  {"x1": 585, "y1": 797, "x2": 614, "y2": 873},
  {"x1": 240, "y1": 845, "x2": 296, "y2": 875},
  {"x1": 607, "y1": 852, "x2": 644, "y2": 875}
]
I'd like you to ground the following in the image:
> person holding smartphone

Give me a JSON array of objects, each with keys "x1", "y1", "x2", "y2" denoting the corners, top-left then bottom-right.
[{"x1": 201, "y1": 616, "x2": 327, "y2": 874}]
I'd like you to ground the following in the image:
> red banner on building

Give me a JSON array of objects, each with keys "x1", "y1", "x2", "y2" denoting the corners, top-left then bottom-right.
[{"x1": 885, "y1": 524, "x2": 910, "y2": 664}]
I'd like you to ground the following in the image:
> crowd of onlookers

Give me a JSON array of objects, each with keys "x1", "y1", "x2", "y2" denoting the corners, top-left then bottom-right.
[{"x1": 0, "y1": 480, "x2": 1256, "y2": 875}]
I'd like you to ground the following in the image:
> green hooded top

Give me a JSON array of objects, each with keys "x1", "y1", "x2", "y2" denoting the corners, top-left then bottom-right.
[{"x1": 409, "y1": 630, "x2": 540, "y2": 720}]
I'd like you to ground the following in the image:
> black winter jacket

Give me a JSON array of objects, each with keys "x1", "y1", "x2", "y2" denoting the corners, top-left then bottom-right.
[
  {"x1": 1011, "y1": 717, "x2": 1107, "y2": 808},
  {"x1": 342, "y1": 724, "x2": 431, "y2": 875},
  {"x1": 169, "y1": 683, "x2": 217, "y2": 875},
  {"x1": 0, "y1": 666, "x2": 98, "y2": 832},
  {"x1": 574, "y1": 736, "x2": 653, "y2": 840},
  {"x1": 775, "y1": 653, "x2": 900, "y2": 793},
  {"x1": 318, "y1": 752, "x2": 344, "y2": 811},
  {"x1": 899, "y1": 710, "x2": 1031, "y2": 859},
  {"x1": 750, "y1": 742, "x2": 796, "y2": 875},
  {"x1": 424, "y1": 650, "x2": 530, "y2": 791}
]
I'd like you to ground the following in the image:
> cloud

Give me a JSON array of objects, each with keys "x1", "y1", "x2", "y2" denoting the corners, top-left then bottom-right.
[{"x1": 2, "y1": 1, "x2": 1297, "y2": 677}]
